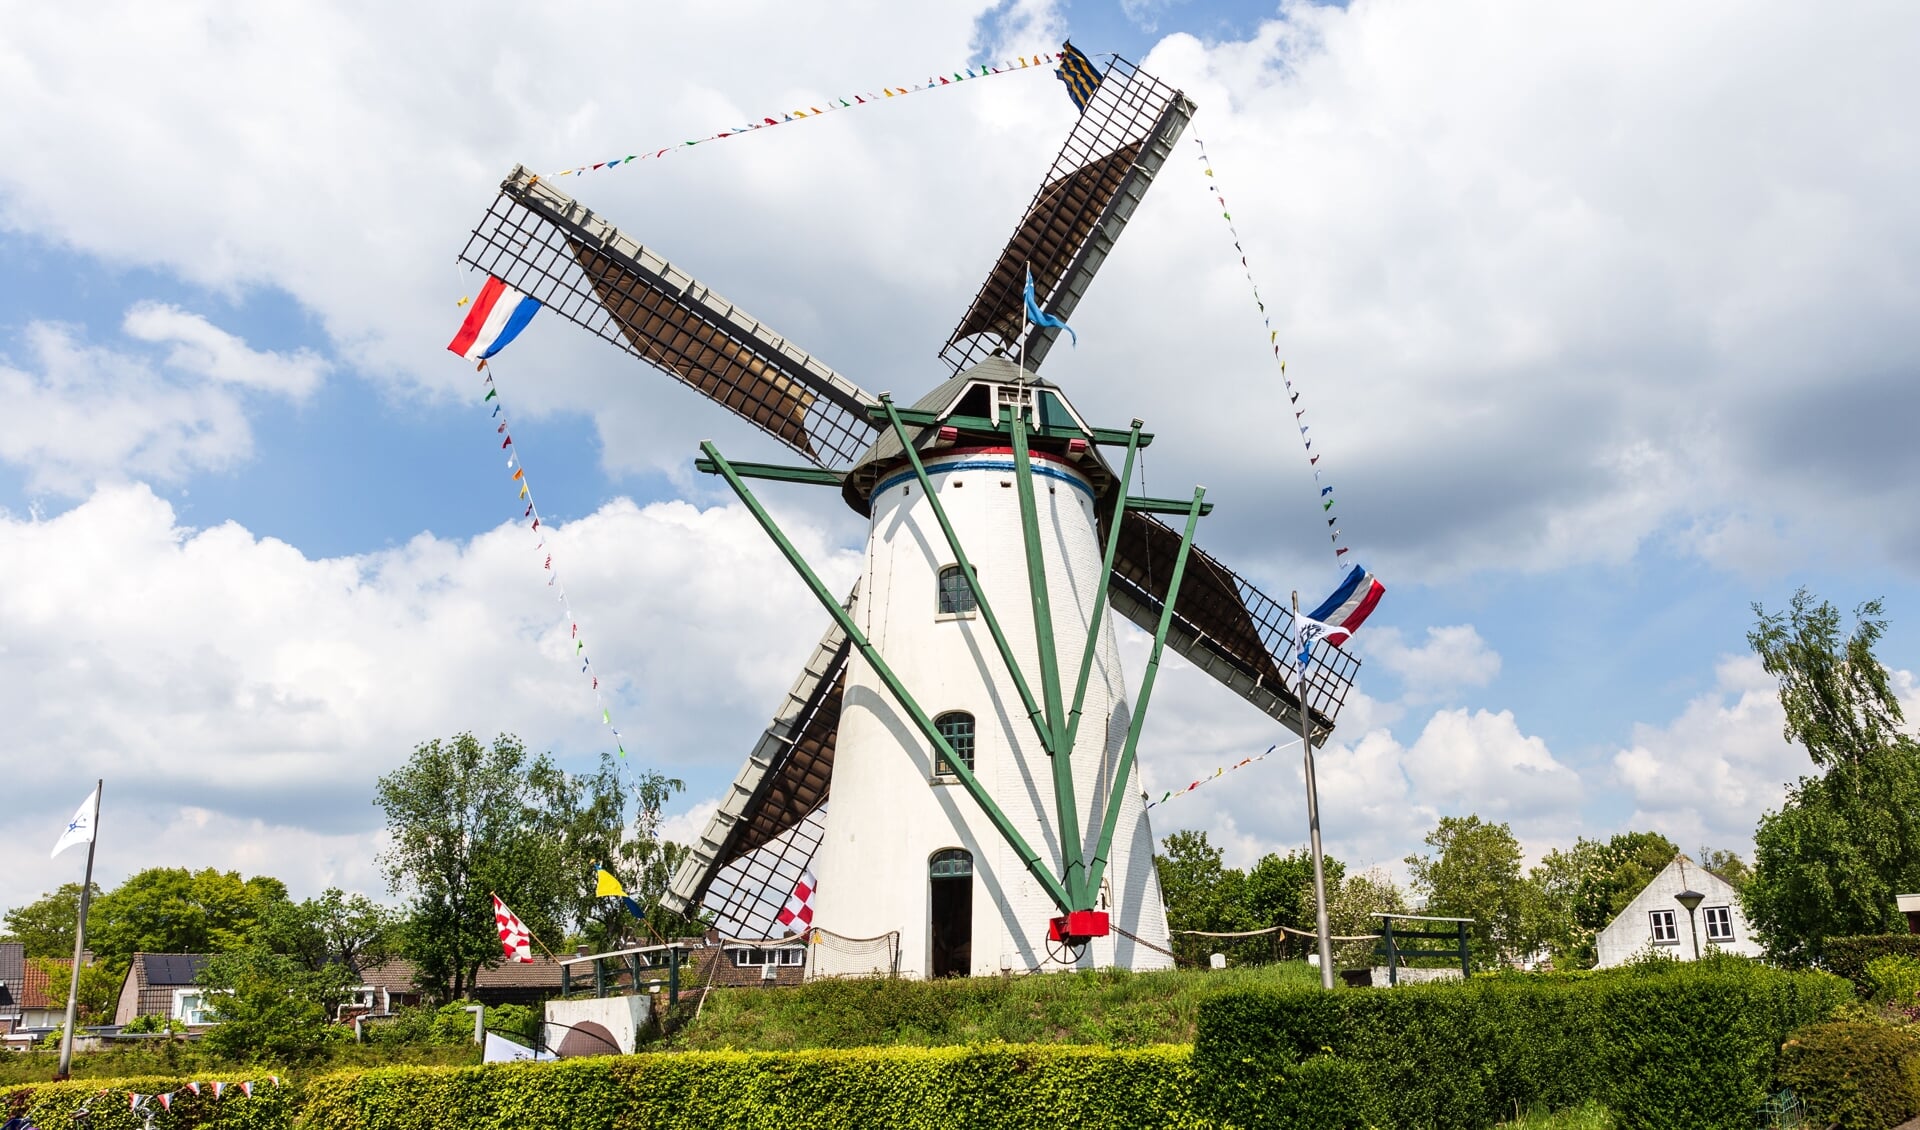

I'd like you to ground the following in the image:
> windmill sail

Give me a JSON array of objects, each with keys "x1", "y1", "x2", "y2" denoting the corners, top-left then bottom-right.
[
  {"x1": 459, "y1": 168, "x2": 880, "y2": 470},
  {"x1": 941, "y1": 55, "x2": 1196, "y2": 376},
  {"x1": 663, "y1": 591, "x2": 855, "y2": 935},
  {"x1": 1106, "y1": 512, "x2": 1359, "y2": 739}
]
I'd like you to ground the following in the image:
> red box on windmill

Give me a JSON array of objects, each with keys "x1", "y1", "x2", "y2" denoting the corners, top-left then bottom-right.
[{"x1": 1048, "y1": 911, "x2": 1110, "y2": 942}]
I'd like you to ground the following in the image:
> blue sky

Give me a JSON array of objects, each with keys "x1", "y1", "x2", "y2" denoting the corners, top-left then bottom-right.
[{"x1": 3, "y1": 0, "x2": 1916, "y2": 911}]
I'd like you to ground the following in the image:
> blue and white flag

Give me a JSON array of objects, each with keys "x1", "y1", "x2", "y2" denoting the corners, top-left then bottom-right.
[
  {"x1": 1023, "y1": 268, "x2": 1076, "y2": 347},
  {"x1": 52, "y1": 787, "x2": 96, "y2": 859}
]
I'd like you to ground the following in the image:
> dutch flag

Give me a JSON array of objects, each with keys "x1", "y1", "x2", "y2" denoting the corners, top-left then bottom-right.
[
  {"x1": 448, "y1": 277, "x2": 541, "y2": 362},
  {"x1": 1296, "y1": 564, "x2": 1386, "y2": 673}
]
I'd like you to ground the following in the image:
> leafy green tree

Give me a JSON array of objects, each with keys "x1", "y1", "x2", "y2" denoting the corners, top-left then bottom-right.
[
  {"x1": 1155, "y1": 831, "x2": 1248, "y2": 966},
  {"x1": 196, "y1": 947, "x2": 350, "y2": 1063},
  {"x1": 1, "y1": 883, "x2": 96, "y2": 959},
  {"x1": 545, "y1": 755, "x2": 685, "y2": 951},
  {"x1": 376, "y1": 732, "x2": 573, "y2": 1000},
  {"x1": 31, "y1": 956, "x2": 120, "y2": 1023},
  {"x1": 1406, "y1": 815, "x2": 1532, "y2": 965},
  {"x1": 87, "y1": 868, "x2": 289, "y2": 971},
  {"x1": 1743, "y1": 591, "x2": 1920, "y2": 964},
  {"x1": 1324, "y1": 868, "x2": 1408, "y2": 967},
  {"x1": 253, "y1": 888, "x2": 397, "y2": 976},
  {"x1": 1243, "y1": 849, "x2": 1345, "y2": 961},
  {"x1": 1699, "y1": 848, "x2": 1753, "y2": 890},
  {"x1": 1529, "y1": 830, "x2": 1681, "y2": 968}
]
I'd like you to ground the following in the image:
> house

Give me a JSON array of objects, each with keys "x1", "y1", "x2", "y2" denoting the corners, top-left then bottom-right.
[
  {"x1": 348, "y1": 955, "x2": 567, "y2": 1009},
  {"x1": 113, "y1": 953, "x2": 216, "y2": 1027},
  {"x1": 0, "y1": 945, "x2": 79, "y2": 1034},
  {"x1": 0, "y1": 942, "x2": 21, "y2": 1033},
  {"x1": 1594, "y1": 854, "x2": 1762, "y2": 967}
]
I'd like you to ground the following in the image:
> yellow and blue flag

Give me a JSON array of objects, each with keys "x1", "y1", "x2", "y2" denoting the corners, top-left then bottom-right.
[
  {"x1": 595, "y1": 865, "x2": 648, "y2": 919},
  {"x1": 1054, "y1": 41, "x2": 1103, "y2": 113}
]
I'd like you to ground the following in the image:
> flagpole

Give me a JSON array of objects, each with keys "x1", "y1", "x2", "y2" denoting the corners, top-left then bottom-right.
[
  {"x1": 1294, "y1": 594, "x2": 1335, "y2": 991},
  {"x1": 55, "y1": 779, "x2": 102, "y2": 1081}
]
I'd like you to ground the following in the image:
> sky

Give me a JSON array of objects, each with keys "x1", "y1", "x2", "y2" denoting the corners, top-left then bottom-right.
[{"x1": 3, "y1": 0, "x2": 1918, "y2": 917}]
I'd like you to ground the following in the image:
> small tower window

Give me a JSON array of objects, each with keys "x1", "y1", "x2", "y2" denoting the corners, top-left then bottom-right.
[
  {"x1": 934, "y1": 711, "x2": 975, "y2": 776},
  {"x1": 937, "y1": 564, "x2": 978, "y2": 615}
]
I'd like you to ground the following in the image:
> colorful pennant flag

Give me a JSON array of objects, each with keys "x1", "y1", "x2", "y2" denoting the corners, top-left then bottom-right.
[
  {"x1": 776, "y1": 870, "x2": 817, "y2": 936},
  {"x1": 1146, "y1": 741, "x2": 1301, "y2": 810},
  {"x1": 464, "y1": 359, "x2": 629, "y2": 758},
  {"x1": 1190, "y1": 129, "x2": 1358, "y2": 566},
  {"x1": 595, "y1": 865, "x2": 649, "y2": 920},
  {"x1": 547, "y1": 52, "x2": 1063, "y2": 179}
]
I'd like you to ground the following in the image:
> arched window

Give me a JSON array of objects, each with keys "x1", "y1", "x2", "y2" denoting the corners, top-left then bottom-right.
[
  {"x1": 937, "y1": 564, "x2": 978, "y2": 615},
  {"x1": 929, "y1": 848, "x2": 973, "y2": 879},
  {"x1": 934, "y1": 711, "x2": 975, "y2": 776}
]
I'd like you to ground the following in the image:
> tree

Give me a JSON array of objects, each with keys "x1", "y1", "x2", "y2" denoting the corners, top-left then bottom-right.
[
  {"x1": 1699, "y1": 848, "x2": 1753, "y2": 890},
  {"x1": 1529, "y1": 830, "x2": 1681, "y2": 968},
  {"x1": 543, "y1": 755, "x2": 686, "y2": 952},
  {"x1": 86, "y1": 868, "x2": 289, "y2": 971},
  {"x1": 1324, "y1": 868, "x2": 1408, "y2": 967},
  {"x1": 31, "y1": 957, "x2": 119, "y2": 1024},
  {"x1": 1406, "y1": 815, "x2": 1531, "y2": 965},
  {"x1": 1154, "y1": 832, "x2": 1347, "y2": 966},
  {"x1": 376, "y1": 732, "x2": 573, "y2": 1000},
  {"x1": 1243, "y1": 849, "x2": 1345, "y2": 961},
  {"x1": 1155, "y1": 831, "x2": 1245, "y2": 966},
  {"x1": 197, "y1": 947, "x2": 349, "y2": 1063},
  {"x1": 252, "y1": 888, "x2": 397, "y2": 976},
  {"x1": 2, "y1": 883, "x2": 96, "y2": 959},
  {"x1": 1743, "y1": 591, "x2": 1920, "y2": 964}
]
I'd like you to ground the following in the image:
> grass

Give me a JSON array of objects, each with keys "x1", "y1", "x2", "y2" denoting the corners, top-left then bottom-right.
[
  {"x1": 656, "y1": 961, "x2": 1324, "y2": 1051},
  {"x1": 1496, "y1": 1101, "x2": 1617, "y2": 1129}
]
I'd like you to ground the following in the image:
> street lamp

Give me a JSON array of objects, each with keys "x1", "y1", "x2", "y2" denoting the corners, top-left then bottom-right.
[{"x1": 1675, "y1": 889, "x2": 1705, "y2": 961}]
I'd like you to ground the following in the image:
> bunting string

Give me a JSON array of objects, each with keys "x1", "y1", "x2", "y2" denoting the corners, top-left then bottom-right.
[
  {"x1": 545, "y1": 52, "x2": 1063, "y2": 179},
  {"x1": 1147, "y1": 740, "x2": 1302, "y2": 810},
  {"x1": 478, "y1": 358, "x2": 629, "y2": 758},
  {"x1": 119, "y1": 1076, "x2": 279, "y2": 1118},
  {"x1": 1191, "y1": 128, "x2": 1352, "y2": 566}
]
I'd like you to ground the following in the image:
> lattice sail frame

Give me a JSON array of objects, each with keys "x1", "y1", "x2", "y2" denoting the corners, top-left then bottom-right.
[
  {"x1": 940, "y1": 54, "x2": 1195, "y2": 376},
  {"x1": 459, "y1": 169, "x2": 880, "y2": 470}
]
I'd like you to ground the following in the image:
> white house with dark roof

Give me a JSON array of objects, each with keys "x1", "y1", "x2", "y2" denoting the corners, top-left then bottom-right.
[{"x1": 1594, "y1": 854, "x2": 1762, "y2": 967}]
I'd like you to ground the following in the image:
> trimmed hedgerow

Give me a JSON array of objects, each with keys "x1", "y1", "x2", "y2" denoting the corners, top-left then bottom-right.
[
  {"x1": 12, "y1": 1075, "x2": 299, "y2": 1130},
  {"x1": 1192, "y1": 958, "x2": 1850, "y2": 1130},
  {"x1": 1827, "y1": 935, "x2": 1920, "y2": 996},
  {"x1": 300, "y1": 1045, "x2": 1211, "y2": 1130},
  {"x1": 1778, "y1": 1020, "x2": 1920, "y2": 1130}
]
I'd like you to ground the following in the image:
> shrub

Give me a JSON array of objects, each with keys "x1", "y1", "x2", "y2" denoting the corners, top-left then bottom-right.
[
  {"x1": 17, "y1": 1074, "x2": 299, "y2": 1129},
  {"x1": 1864, "y1": 954, "x2": 1920, "y2": 1008},
  {"x1": 1827, "y1": 935, "x2": 1920, "y2": 994},
  {"x1": 1193, "y1": 957, "x2": 1849, "y2": 1130},
  {"x1": 1778, "y1": 1020, "x2": 1920, "y2": 1130}
]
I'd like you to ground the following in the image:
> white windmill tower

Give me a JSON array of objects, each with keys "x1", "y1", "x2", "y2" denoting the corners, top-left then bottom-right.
[{"x1": 457, "y1": 54, "x2": 1362, "y2": 977}]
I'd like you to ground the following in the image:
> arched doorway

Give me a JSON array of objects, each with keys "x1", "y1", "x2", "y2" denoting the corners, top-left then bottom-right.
[{"x1": 929, "y1": 848, "x2": 973, "y2": 977}]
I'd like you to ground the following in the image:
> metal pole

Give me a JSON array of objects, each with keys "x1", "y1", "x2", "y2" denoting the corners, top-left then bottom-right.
[
  {"x1": 669, "y1": 945, "x2": 681, "y2": 1008},
  {"x1": 55, "y1": 779, "x2": 102, "y2": 1080},
  {"x1": 1296, "y1": 593, "x2": 1335, "y2": 991},
  {"x1": 1686, "y1": 908, "x2": 1700, "y2": 962}
]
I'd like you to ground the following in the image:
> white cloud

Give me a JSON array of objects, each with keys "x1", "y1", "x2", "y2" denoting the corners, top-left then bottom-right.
[
  {"x1": 0, "y1": 321, "x2": 252, "y2": 494},
  {"x1": 1369, "y1": 624, "x2": 1501, "y2": 701},
  {"x1": 0, "y1": 483, "x2": 859, "y2": 911},
  {"x1": 123, "y1": 301, "x2": 328, "y2": 397},
  {"x1": 2, "y1": 1, "x2": 1916, "y2": 577},
  {"x1": 1610, "y1": 655, "x2": 1920, "y2": 854}
]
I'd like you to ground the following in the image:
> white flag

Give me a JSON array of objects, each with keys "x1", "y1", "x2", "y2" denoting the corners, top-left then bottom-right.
[{"x1": 52, "y1": 787, "x2": 97, "y2": 859}]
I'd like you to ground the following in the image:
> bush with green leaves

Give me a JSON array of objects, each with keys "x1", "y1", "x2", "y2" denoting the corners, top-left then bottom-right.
[
  {"x1": 1829, "y1": 935, "x2": 1920, "y2": 996},
  {"x1": 1864, "y1": 954, "x2": 1920, "y2": 1009},
  {"x1": 122, "y1": 1014, "x2": 188, "y2": 1035},
  {"x1": 1778, "y1": 1020, "x2": 1920, "y2": 1130},
  {"x1": 15, "y1": 1074, "x2": 299, "y2": 1130},
  {"x1": 1192, "y1": 956, "x2": 1849, "y2": 1130}
]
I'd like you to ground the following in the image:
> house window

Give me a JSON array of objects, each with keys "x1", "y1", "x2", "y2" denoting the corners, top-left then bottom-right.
[
  {"x1": 937, "y1": 565, "x2": 977, "y2": 615},
  {"x1": 1648, "y1": 909, "x2": 1678, "y2": 945},
  {"x1": 778, "y1": 947, "x2": 805, "y2": 967},
  {"x1": 1704, "y1": 905, "x2": 1735, "y2": 943},
  {"x1": 172, "y1": 989, "x2": 214, "y2": 1025},
  {"x1": 730, "y1": 947, "x2": 805, "y2": 968},
  {"x1": 934, "y1": 712, "x2": 975, "y2": 776}
]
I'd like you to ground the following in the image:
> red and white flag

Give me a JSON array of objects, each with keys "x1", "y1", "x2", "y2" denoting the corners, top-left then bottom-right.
[
  {"x1": 775, "y1": 870, "x2": 816, "y2": 936},
  {"x1": 493, "y1": 894, "x2": 535, "y2": 963},
  {"x1": 212, "y1": 1082, "x2": 226, "y2": 1097},
  {"x1": 157, "y1": 1093, "x2": 174, "y2": 1111},
  {"x1": 186, "y1": 1082, "x2": 203, "y2": 1095},
  {"x1": 241, "y1": 1081, "x2": 254, "y2": 1097}
]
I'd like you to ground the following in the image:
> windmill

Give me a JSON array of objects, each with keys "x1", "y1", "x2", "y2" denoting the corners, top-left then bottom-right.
[{"x1": 457, "y1": 54, "x2": 1362, "y2": 976}]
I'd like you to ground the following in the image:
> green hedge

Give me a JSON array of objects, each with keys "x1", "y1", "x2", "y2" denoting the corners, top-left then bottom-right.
[
  {"x1": 11, "y1": 1075, "x2": 299, "y2": 1129},
  {"x1": 1827, "y1": 935, "x2": 1920, "y2": 994},
  {"x1": 1193, "y1": 959, "x2": 1850, "y2": 1130},
  {"x1": 1778, "y1": 1020, "x2": 1920, "y2": 1130}
]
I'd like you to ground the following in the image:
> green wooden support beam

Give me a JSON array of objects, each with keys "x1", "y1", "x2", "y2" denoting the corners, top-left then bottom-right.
[
  {"x1": 1085, "y1": 486, "x2": 1208, "y2": 901},
  {"x1": 879, "y1": 396, "x2": 1055, "y2": 758},
  {"x1": 1010, "y1": 405, "x2": 1083, "y2": 906},
  {"x1": 693, "y1": 458, "x2": 843, "y2": 487},
  {"x1": 868, "y1": 405, "x2": 1154, "y2": 449},
  {"x1": 1124, "y1": 494, "x2": 1215, "y2": 517},
  {"x1": 699, "y1": 440, "x2": 1074, "y2": 915},
  {"x1": 1059, "y1": 421, "x2": 1143, "y2": 910}
]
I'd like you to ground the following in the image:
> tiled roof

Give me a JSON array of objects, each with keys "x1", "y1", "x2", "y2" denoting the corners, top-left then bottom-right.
[{"x1": 20, "y1": 959, "x2": 65, "y2": 1009}]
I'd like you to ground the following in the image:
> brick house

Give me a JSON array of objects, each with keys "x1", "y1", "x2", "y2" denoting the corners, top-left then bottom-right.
[{"x1": 113, "y1": 953, "x2": 215, "y2": 1027}]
